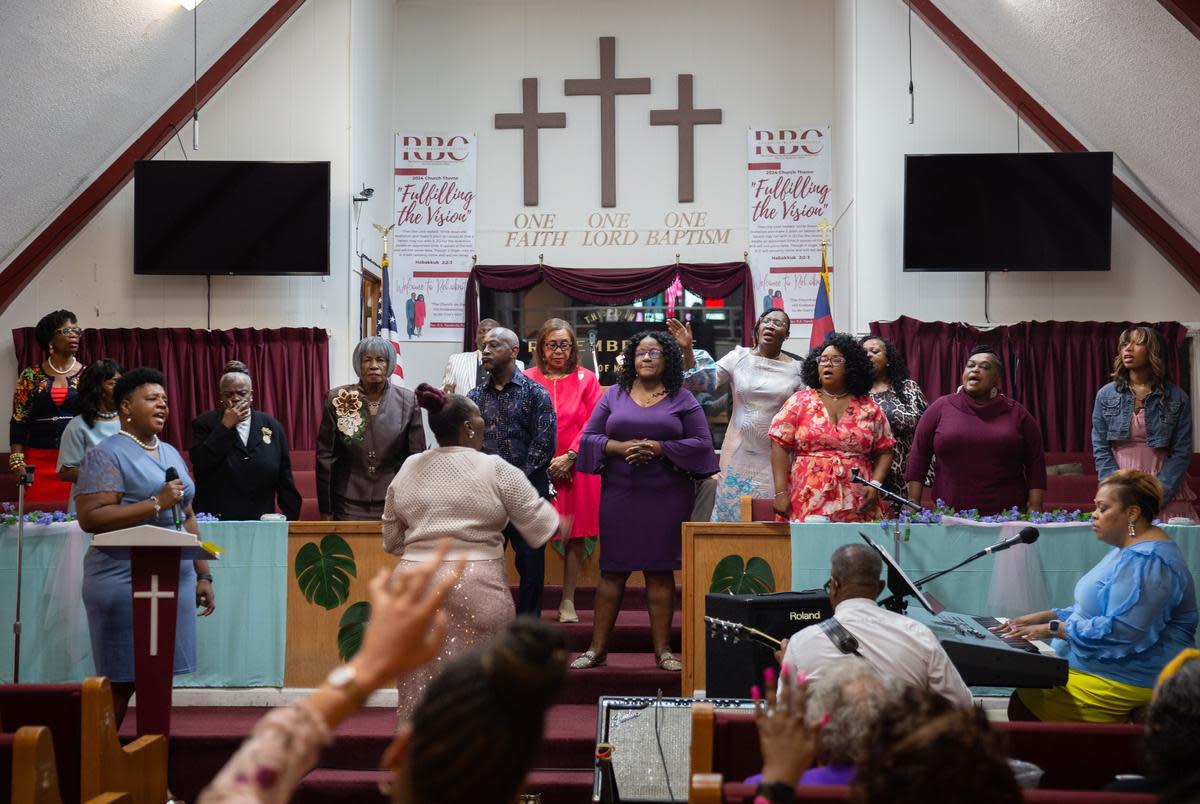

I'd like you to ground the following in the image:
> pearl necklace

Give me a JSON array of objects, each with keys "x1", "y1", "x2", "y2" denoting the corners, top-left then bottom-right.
[
  {"x1": 118, "y1": 429, "x2": 160, "y2": 450},
  {"x1": 96, "y1": 410, "x2": 118, "y2": 420},
  {"x1": 820, "y1": 388, "x2": 850, "y2": 400},
  {"x1": 46, "y1": 355, "x2": 77, "y2": 375}
]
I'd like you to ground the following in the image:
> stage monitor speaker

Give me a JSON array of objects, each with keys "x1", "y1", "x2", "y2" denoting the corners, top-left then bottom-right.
[
  {"x1": 592, "y1": 695, "x2": 754, "y2": 803},
  {"x1": 704, "y1": 591, "x2": 832, "y2": 699}
]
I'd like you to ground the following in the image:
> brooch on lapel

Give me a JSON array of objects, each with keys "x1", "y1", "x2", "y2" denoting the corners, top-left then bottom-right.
[
  {"x1": 333, "y1": 388, "x2": 366, "y2": 444},
  {"x1": 261, "y1": 426, "x2": 273, "y2": 445}
]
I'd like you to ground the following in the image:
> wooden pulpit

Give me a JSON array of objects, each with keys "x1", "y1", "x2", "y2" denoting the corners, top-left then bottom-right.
[{"x1": 90, "y1": 526, "x2": 218, "y2": 737}]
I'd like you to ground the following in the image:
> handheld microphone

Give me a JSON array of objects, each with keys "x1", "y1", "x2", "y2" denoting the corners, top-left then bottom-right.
[
  {"x1": 970, "y1": 526, "x2": 1039, "y2": 560},
  {"x1": 851, "y1": 467, "x2": 864, "y2": 483},
  {"x1": 165, "y1": 467, "x2": 183, "y2": 529}
]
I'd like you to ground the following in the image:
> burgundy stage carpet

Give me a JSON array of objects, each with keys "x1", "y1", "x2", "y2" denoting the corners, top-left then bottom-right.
[{"x1": 123, "y1": 585, "x2": 681, "y2": 803}]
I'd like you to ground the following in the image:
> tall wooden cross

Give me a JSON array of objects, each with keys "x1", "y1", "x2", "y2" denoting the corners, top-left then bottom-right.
[
  {"x1": 494, "y1": 78, "x2": 566, "y2": 206},
  {"x1": 651, "y1": 74, "x2": 722, "y2": 203},
  {"x1": 565, "y1": 36, "x2": 651, "y2": 208}
]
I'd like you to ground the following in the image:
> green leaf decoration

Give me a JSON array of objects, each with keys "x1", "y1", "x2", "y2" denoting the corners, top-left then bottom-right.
[
  {"x1": 294, "y1": 533, "x2": 357, "y2": 610},
  {"x1": 549, "y1": 535, "x2": 598, "y2": 560},
  {"x1": 337, "y1": 601, "x2": 371, "y2": 662},
  {"x1": 709, "y1": 554, "x2": 776, "y2": 595}
]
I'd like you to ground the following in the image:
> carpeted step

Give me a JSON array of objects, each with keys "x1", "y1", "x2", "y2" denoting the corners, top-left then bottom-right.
[
  {"x1": 521, "y1": 584, "x2": 682, "y2": 611},
  {"x1": 294, "y1": 768, "x2": 388, "y2": 803},
  {"x1": 522, "y1": 769, "x2": 596, "y2": 804},
  {"x1": 559, "y1": 652, "x2": 682, "y2": 705},
  {"x1": 545, "y1": 607, "x2": 681, "y2": 653}
]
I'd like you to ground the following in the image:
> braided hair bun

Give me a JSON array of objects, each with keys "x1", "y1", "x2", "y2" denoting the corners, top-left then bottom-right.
[
  {"x1": 415, "y1": 382, "x2": 447, "y2": 413},
  {"x1": 221, "y1": 360, "x2": 250, "y2": 378}
]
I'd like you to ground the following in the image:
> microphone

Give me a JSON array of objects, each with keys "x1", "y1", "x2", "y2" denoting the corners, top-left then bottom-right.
[
  {"x1": 851, "y1": 467, "x2": 863, "y2": 483},
  {"x1": 165, "y1": 467, "x2": 183, "y2": 530},
  {"x1": 969, "y1": 527, "x2": 1039, "y2": 560}
]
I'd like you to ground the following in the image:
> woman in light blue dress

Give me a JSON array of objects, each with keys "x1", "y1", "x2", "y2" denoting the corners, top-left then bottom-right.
[
  {"x1": 667, "y1": 310, "x2": 805, "y2": 522},
  {"x1": 76, "y1": 367, "x2": 215, "y2": 727},
  {"x1": 56, "y1": 358, "x2": 122, "y2": 512}
]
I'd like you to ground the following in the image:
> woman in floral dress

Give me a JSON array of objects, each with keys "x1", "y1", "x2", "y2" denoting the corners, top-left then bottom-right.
[
  {"x1": 315, "y1": 337, "x2": 425, "y2": 520},
  {"x1": 770, "y1": 333, "x2": 895, "y2": 523}
]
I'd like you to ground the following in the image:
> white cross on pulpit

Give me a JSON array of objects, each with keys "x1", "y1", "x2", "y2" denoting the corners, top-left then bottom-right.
[{"x1": 133, "y1": 574, "x2": 175, "y2": 656}]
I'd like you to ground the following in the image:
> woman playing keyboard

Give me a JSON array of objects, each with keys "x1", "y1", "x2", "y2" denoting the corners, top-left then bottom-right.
[{"x1": 997, "y1": 469, "x2": 1198, "y2": 723}]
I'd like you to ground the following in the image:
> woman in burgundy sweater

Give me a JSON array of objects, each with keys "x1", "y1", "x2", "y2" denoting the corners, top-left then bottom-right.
[{"x1": 905, "y1": 346, "x2": 1046, "y2": 515}]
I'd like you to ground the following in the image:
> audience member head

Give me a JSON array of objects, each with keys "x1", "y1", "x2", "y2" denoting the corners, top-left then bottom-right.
[
  {"x1": 617, "y1": 330, "x2": 684, "y2": 394},
  {"x1": 853, "y1": 685, "x2": 1020, "y2": 804},
  {"x1": 35, "y1": 309, "x2": 80, "y2": 357},
  {"x1": 860, "y1": 336, "x2": 913, "y2": 400},
  {"x1": 475, "y1": 318, "x2": 500, "y2": 347},
  {"x1": 802, "y1": 332, "x2": 872, "y2": 397},
  {"x1": 480, "y1": 327, "x2": 520, "y2": 377},
  {"x1": 752, "y1": 309, "x2": 791, "y2": 354},
  {"x1": 1145, "y1": 650, "x2": 1200, "y2": 802},
  {"x1": 352, "y1": 336, "x2": 398, "y2": 389},
  {"x1": 1093, "y1": 469, "x2": 1164, "y2": 545},
  {"x1": 534, "y1": 318, "x2": 578, "y2": 374},
  {"x1": 1112, "y1": 326, "x2": 1168, "y2": 390},
  {"x1": 389, "y1": 617, "x2": 569, "y2": 804},
  {"x1": 827, "y1": 543, "x2": 884, "y2": 607},
  {"x1": 76, "y1": 359, "x2": 123, "y2": 428},
  {"x1": 805, "y1": 663, "x2": 895, "y2": 768},
  {"x1": 961, "y1": 346, "x2": 1003, "y2": 401},
  {"x1": 114, "y1": 367, "x2": 170, "y2": 438},
  {"x1": 414, "y1": 383, "x2": 481, "y2": 449},
  {"x1": 218, "y1": 360, "x2": 253, "y2": 410}
]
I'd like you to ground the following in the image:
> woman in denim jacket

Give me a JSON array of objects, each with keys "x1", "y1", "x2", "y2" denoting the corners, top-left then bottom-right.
[{"x1": 1092, "y1": 326, "x2": 1197, "y2": 520}]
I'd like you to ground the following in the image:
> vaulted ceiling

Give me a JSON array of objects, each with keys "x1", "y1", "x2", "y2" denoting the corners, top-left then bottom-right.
[
  {"x1": 0, "y1": 0, "x2": 274, "y2": 268},
  {"x1": 2, "y1": 0, "x2": 1198, "y2": 284}
]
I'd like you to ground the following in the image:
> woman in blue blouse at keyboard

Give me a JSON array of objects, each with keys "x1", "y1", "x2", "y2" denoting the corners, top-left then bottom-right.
[{"x1": 997, "y1": 469, "x2": 1197, "y2": 722}]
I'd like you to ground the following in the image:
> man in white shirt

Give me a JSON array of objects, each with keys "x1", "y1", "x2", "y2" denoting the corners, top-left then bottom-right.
[
  {"x1": 779, "y1": 543, "x2": 973, "y2": 708},
  {"x1": 441, "y1": 318, "x2": 525, "y2": 394}
]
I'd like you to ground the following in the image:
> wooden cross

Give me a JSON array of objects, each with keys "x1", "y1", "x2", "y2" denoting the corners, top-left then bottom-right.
[
  {"x1": 651, "y1": 74, "x2": 722, "y2": 203},
  {"x1": 565, "y1": 36, "x2": 651, "y2": 208},
  {"x1": 817, "y1": 218, "x2": 833, "y2": 246},
  {"x1": 133, "y1": 574, "x2": 175, "y2": 657},
  {"x1": 494, "y1": 78, "x2": 566, "y2": 206}
]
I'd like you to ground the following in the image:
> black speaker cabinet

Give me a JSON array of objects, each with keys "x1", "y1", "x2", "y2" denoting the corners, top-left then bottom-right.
[{"x1": 704, "y1": 591, "x2": 833, "y2": 699}]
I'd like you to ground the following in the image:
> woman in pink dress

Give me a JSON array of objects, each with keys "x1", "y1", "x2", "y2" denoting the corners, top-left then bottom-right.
[
  {"x1": 1092, "y1": 326, "x2": 1197, "y2": 520},
  {"x1": 770, "y1": 332, "x2": 895, "y2": 523},
  {"x1": 414, "y1": 294, "x2": 427, "y2": 336},
  {"x1": 525, "y1": 319, "x2": 604, "y2": 622}
]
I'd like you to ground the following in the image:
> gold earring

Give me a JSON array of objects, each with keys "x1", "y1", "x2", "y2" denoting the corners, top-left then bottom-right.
[{"x1": 1127, "y1": 517, "x2": 1137, "y2": 538}]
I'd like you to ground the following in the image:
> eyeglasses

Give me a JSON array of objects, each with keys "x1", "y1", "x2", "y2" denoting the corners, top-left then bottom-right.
[
  {"x1": 545, "y1": 341, "x2": 572, "y2": 352},
  {"x1": 817, "y1": 356, "x2": 846, "y2": 365},
  {"x1": 635, "y1": 349, "x2": 663, "y2": 359},
  {"x1": 55, "y1": 326, "x2": 83, "y2": 336}
]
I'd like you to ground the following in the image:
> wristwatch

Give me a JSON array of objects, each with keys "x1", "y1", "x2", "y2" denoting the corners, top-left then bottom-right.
[
  {"x1": 1048, "y1": 619, "x2": 1062, "y2": 635},
  {"x1": 566, "y1": 449, "x2": 578, "y2": 461},
  {"x1": 325, "y1": 664, "x2": 368, "y2": 707}
]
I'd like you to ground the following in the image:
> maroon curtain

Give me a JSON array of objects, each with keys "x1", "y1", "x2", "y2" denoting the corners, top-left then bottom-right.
[
  {"x1": 463, "y1": 261, "x2": 755, "y2": 349},
  {"x1": 869, "y1": 316, "x2": 1190, "y2": 453},
  {"x1": 12, "y1": 327, "x2": 328, "y2": 451}
]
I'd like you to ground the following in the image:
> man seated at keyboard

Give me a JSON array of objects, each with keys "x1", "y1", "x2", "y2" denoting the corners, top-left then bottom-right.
[{"x1": 778, "y1": 543, "x2": 973, "y2": 708}]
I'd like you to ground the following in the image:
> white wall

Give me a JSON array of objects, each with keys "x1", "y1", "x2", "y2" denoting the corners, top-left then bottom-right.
[
  {"x1": 847, "y1": 0, "x2": 1200, "y2": 333},
  {"x1": 0, "y1": 0, "x2": 355, "y2": 429},
  {"x1": 391, "y1": 0, "x2": 837, "y2": 377}
]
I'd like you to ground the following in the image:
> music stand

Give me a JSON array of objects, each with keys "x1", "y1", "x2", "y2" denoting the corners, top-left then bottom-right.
[{"x1": 857, "y1": 531, "x2": 943, "y2": 615}]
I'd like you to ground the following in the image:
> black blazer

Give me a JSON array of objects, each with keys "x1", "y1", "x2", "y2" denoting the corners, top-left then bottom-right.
[{"x1": 189, "y1": 409, "x2": 303, "y2": 521}]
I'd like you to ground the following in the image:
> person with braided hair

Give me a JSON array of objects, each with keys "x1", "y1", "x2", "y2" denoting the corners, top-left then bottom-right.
[
  {"x1": 383, "y1": 383, "x2": 559, "y2": 722},
  {"x1": 198, "y1": 547, "x2": 569, "y2": 804}
]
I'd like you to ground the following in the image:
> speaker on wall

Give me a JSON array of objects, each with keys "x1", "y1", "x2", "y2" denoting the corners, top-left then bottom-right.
[{"x1": 704, "y1": 591, "x2": 832, "y2": 699}]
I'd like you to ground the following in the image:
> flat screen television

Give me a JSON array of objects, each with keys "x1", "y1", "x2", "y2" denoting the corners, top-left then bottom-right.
[
  {"x1": 903, "y1": 152, "x2": 1112, "y2": 272},
  {"x1": 134, "y1": 160, "x2": 330, "y2": 276}
]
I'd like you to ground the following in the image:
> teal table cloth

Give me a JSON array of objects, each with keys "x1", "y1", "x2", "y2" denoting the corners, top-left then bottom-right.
[
  {"x1": 0, "y1": 520, "x2": 287, "y2": 685},
  {"x1": 790, "y1": 518, "x2": 1200, "y2": 618}
]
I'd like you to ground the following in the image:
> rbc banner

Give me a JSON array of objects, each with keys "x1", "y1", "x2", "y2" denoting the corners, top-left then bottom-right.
[
  {"x1": 746, "y1": 127, "x2": 833, "y2": 340},
  {"x1": 393, "y1": 132, "x2": 477, "y2": 342}
]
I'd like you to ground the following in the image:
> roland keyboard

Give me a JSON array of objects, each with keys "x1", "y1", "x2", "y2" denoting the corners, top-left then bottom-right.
[{"x1": 916, "y1": 610, "x2": 1068, "y2": 688}]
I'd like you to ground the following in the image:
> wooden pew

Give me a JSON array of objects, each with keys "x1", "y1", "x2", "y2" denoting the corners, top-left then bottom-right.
[
  {"x1": 1, "y1": 725, "x2": 130, "y2": 804},
  {"x1": 0, "y1": 678, "x2": 165, "y2": 804}
]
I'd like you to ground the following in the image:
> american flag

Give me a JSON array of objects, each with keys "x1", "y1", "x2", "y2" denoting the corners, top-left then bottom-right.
[{"x1": 376, "y1": 254, "x2": 406, "y2": 386}]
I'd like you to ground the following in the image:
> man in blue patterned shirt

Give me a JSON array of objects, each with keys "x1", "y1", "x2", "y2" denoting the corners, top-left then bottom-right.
[{"x1": 469, "y1": 326, "x2": 557, "y2": 615}]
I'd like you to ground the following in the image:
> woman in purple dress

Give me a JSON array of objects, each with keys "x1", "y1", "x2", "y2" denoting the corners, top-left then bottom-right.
[{"x1": 572, "y1": 331, "x2": 719, "y2": 671}]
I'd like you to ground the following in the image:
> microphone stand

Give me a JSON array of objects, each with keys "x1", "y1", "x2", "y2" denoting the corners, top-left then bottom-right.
[
  {"x1": 878, "y1": 538, "x2": 1032, "y2": 612},
  {"x1": 11, "y1": 466, "x2": 34, "y2": 683},
  {"x1": 852, "y1": 471, "x2": 922, "y2": 562}
]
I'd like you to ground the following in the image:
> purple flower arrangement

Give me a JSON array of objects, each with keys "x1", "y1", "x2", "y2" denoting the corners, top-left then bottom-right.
[
  {"x1": 0, "y1": 507, "x2": 75, "y2": 526},
  {"x1": 878, "y1": 499, "x2": 1092, "y2": 532},
  {"x1": 194, "y1": 512, "x2": 220, "y2": 523}
]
